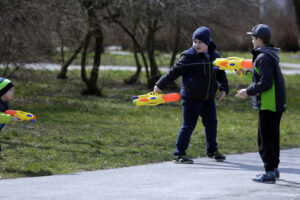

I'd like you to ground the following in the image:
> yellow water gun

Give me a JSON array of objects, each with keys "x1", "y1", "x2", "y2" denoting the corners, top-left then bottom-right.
[
  {"x1": 5, "y1": 110, "x2": 36, "y2": 124},
  {"x1": 213, "y1": 57, "x2": 252, "y2": 75},
  {"x1": 132, "y1": 92, "x2": 180, "y2": 106}
]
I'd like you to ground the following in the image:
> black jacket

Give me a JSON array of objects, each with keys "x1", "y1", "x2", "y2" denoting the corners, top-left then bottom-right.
[
  {"x1": 246, "y1": 45, "x2": 286, "y2": 112},
  {"x1": 156, "y1": 42, "x2": 229, "y2": 100}
]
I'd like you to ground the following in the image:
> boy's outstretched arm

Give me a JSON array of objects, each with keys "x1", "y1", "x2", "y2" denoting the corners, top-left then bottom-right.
[
  {"x1": 0, "y1": 113, "x2": 15, "y2": 124},
  {"x1": 155, "y1": 55, "x2": 188, "y2": 90}
]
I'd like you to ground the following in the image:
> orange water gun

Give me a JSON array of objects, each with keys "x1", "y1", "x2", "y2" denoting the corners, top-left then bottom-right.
[{"x1": 132, "y1": 92, "x2": 180, "y2": 106}]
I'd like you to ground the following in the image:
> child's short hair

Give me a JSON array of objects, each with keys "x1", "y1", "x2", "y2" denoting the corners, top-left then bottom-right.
[
  {"x1": 254, "y1": 36, "x2": 271, "y2": 45},
  {"x1": 0, "y1": 77, "x2": 14, "y2": 97}
]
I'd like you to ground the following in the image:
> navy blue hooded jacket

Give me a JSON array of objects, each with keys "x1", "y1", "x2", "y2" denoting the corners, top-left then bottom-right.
[{"x1": 156, "y1": 42, "x2": 229, "y2": 100}]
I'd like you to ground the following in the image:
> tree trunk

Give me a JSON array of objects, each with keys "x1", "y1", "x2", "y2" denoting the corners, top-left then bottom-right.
[
  {"x1": 81, "y1": 33, "x2": 91, "y2": 86},
  {"x1": 80, "y1": 33, "x2": 102, "y2": 96},
  {"x1": 57, "y1": 41, "x2": 84, "y2": 79},
  {"x1": 169, "y1": 16, "x2": 181, "y2": 68},
  {"x1": 124, "y1": 42, "x2": 142, "y2": 84},
  {"x1": 146, "y1": 20, "x2": 161, "y2": 88},
  {"x1": 123, "y1": 20, "x2": 142, "y2": 84},
  {"x1": 293, "y1": 0, "x2": 300, "y2": 47},
  {"x1": 80, "y1": 2, "x2": 102, "y2": 96},
  {"x1": 60, "y1": 45, "x2": 65, "y2": 66},
  {"x1": 166, "y1": 15, "x2": 181, "y2": 90},
  {"x1": 86, "y1": 28, "x2": 103, "y2": 96}
]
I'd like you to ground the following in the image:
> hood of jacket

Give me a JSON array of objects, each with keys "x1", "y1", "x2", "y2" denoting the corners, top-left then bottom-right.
[{"x1": 255, "y1": 44, "x2": 280, "y2": 63}]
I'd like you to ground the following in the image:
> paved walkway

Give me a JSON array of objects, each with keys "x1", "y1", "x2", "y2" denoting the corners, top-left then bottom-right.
[{"x1": 1, "y1": 148, "x2": 300, "y2": 200}]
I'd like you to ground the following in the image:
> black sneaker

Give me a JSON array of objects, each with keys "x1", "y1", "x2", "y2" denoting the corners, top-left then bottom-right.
[
  {"x1": 173, "y1": 155, "x2": 194, "y2": 164},
  {"x1": 207, "y1": 151, "x2": 226, "y2": 162}
]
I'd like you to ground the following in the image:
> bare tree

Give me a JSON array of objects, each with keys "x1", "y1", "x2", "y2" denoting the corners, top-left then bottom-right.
[
  {"x1": 0, "y1": 0, "x2": 55, "y2": 76},
  {"x1": 51, "y1": 0, "x2": 87, "y2": 79},
  {"x1": 105, "y1": 0, "x2": 150, "y2": 85},
  {"x1": 106, "y1": 0, "x2": 180, "y2": 88},
  {"x1": 79, "y1": 0, "x2": 109, "y2": 96}
]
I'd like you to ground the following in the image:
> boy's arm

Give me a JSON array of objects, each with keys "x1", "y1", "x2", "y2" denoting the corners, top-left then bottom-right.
[
  {"x1": 216, "y1": 70, "x2": 229, "y2": 94},
  {"x1": 0, "y1": 113, "x2": 13, "y2": 124},
  {"x1": 246, "y1": 56, "x2": 274, "y2": 96},
  {"x1": 155, "y1": 55, "x2": 188, "y2": 90}
]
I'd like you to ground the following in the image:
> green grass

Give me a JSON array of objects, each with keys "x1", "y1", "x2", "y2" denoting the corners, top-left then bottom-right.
[{"x1": 0, "y1": 69, "x2": 300, "y2": 179}]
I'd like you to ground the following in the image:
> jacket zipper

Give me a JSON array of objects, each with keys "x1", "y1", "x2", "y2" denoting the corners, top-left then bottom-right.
[{"x1": 205, "y1": 56, "x2": 211, "y2": 100}]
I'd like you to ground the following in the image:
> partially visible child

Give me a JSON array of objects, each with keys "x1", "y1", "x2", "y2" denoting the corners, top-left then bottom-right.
[{"x1": 0, "y1": 77, "x2": 19, "y2": 151}]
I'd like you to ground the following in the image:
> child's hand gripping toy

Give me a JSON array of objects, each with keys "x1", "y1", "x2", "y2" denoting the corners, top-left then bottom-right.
[
  {"x1": 5, "y1": 110, "x2": 36, "y2": 124},
  {"x1": 132, "y1": 92, "x2": 180, "y2": 106},
  {"x1": 213, "y1": 57, "x2": 252, "y2": 76}
]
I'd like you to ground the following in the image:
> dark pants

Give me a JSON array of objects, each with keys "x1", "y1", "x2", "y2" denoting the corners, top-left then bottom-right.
[
  {"x1": 174, "y1": 98, "x2": 218, "y2": 156},
  {"x1": 258, "y1": 110, "x2": 282, "y2": 171}
]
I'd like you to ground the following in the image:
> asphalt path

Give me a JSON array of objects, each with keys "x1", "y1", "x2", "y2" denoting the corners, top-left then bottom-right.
[{"x1": 1, "y1": 148, "x2": 300, "y2": 200}]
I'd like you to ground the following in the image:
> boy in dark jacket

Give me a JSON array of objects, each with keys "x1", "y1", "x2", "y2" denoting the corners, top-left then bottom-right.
[
  {"x1": 236, "y1": 24, "x2": 286, "y2": 184},
  {"x1": 153, "y1": 26, "x2": 229, "y2": 164}
]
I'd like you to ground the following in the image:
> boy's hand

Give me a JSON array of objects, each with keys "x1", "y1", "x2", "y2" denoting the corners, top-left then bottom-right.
[
  {"x1": 235, "y1": 89, "x2": 248, "y2": 99},
  {"x1": 12, "y1": 117, "x2": 19, "y2": 123},
  {"x1": 219, "y1": 91, "x2": 226, "y2": 101},
  {"x1": 236, "y1": 69, "x2": 247, "y2": 76},
  {"x1": 153, "y1": 85, "x2": 162, "y2": 94}
]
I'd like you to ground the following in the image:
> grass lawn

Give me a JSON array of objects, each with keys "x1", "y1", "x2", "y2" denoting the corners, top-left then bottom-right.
[{"x1": 0, "y1": 69, "x2": 299, "y2": 179}]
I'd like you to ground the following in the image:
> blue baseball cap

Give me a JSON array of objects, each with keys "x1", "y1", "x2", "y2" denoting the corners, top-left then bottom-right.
[{"x1": 247, "y1": 24, "x2": 272, "y2": 42}]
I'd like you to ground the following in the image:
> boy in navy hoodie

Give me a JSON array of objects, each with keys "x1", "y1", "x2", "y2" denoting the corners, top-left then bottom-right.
[
  {"x1": 153, "y1": 27, "x2": 229, "y2": 163},
  {"x1": 236, "y1": 24, "x2": 286, "y2": 183}
]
